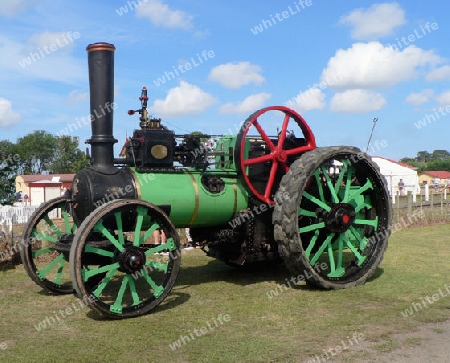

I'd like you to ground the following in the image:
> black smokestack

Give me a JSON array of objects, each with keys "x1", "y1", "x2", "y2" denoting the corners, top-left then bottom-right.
[{"x1": 86, "y1": 42, "x2": 117, "y2": 174}]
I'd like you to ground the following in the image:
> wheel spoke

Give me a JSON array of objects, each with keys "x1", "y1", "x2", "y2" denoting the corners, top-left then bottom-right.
[
  {"x1": 61, "y1": 207, "x2": 73, "y2": 234},
  {"x1": 353, "y1": 217, "x2": 378, "y2": 229},
  {"x1": 310, "y1": 233, "x2": 335, "y2": 265},
  {"x1": 345, "y1": 179, "x2": 374, "y2": 206},
  {"x1": 133, "y1": 206, "x2": 147, "y2": 246},
  {"x1": 43, "y1": 215, "x2": 62, "y2": 238},
  {"x1": 110, "y1": 275, "x2": 130, "y2": 314},
  {"x1": 83, "y1": 262, "x2": 120, "y2": 280},
  {"x1": 285, "y1": 145, "x2": 313, "y2": 156},
  {"x1": 320, "y1": 165, "x2": 339, "y2": 203},
  {"x1": 36, "y1": 253, "x2": 65, "y2": 280},
  {"x1": 313, "y1": 169, "x2": 325, "y2": 203},
  {"x1": 299, "y1": 221, "x2": 325, "y2": 233},
  {"x1": 92, "y1": 268, "x2": 118, "y2": 297},
  {"x1": 94, "y1": 220, "x2": 124, "y2": 252},
  {"x1": 334, "y1": 160, "x2": 348, "y2": 195},
  {"x1": 127, "y1": 275, "x2": 142, "y2": 306},
  {"x1": 253, "y1": 120, "x2": 276, "y2": 151},
  {"x1": 348, "y1": 226, "x2": 370, "y2": 252},
  {"x1": 32, "y1": 247, "x2": 55, "y2": 258},
  {"x1": 139, "y1": 223, "x2": 160, "y2": 246},
  {"x1": 305, "y1": 230, "x2": 320, "y2": 260},
  {"x1": 343, "y1": 233, "x2": 367, "y2": 266},
  {"x1": 142, "y1": 269, "x2": 164, "y2": 298},
  {"x1": 243, "y1": 153, "x2": 274, "y2": 166},
  {"x1": 298, "y1": 209, "x2": 317, "y2": 217},
  {"x1": 84, "y1": 245, "x2": 114, "y2": 257},
  {"x1": 145, "y1": 237, "x2": 176, "y2": 256},
  {"x1": 327, "y1": 234, "x2": 345, "y2": 278},
  {"x1": 54, "y1": 258, "x2": 65, "y2": 285},
  {"x1": 342, "y1": 166, "x2": 354, "y2": 202},
  {"x1": 303, "y1": 192, "x2": 331, "y2": 211},
  {"x1": 31, "y1": 229, "x2": 58, "y2": 243},
  {"x1": 277, "y1": 114, "x2": 290, "y2": 148},
  {"x1": 114, "y1": 212, "x2": 125, "y2": 246},
  {"x1": 265, "y1": 161, "x2": 279, "y2": 201},
  {"x1": 327, "y1": 243, "x2": 335, "y2": 273}
]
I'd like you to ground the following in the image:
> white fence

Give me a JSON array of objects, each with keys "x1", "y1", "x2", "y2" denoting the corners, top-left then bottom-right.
[{"x1": 0, "y1": 205, "x2": 38, "y2": 226}]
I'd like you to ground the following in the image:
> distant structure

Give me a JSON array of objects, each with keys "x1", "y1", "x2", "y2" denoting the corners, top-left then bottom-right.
[{"x1": 15, "y1": 174, "x2": 75, "y2": 206}]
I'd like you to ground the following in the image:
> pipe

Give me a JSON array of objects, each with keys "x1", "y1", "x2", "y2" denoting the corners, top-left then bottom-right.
[{"x1": 86, "y1": 42, "x2": 118, "y2": 174}]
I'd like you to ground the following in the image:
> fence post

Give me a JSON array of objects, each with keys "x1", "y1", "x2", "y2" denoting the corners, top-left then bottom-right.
[
  {"x1": 407, "y1": 191, "x2": 413, "y2": 216},
  {"x1": 424, "y1": 183, "x2": 429, "y2": 202}
]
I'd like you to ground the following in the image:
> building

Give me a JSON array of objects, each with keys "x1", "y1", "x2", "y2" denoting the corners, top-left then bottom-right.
[
  {"x1": 372, "y1": 157, "x2": 420, "y2": 198},
  {"x1": 15, "y1": 174, "x2": 75, "y2": 205},
  {"x1": 418, "y1": 171, "x2": 450, "y2": 188}
]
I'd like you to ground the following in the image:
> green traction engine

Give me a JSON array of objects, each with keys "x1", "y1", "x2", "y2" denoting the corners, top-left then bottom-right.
[{"x1": 20, "y1": 43, "x2": 392, "y2": 318}]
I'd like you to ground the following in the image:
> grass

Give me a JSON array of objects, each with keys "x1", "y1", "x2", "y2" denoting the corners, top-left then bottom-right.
[{"x1": 1, "y1": 224, "x2": 450, "y2": 362}]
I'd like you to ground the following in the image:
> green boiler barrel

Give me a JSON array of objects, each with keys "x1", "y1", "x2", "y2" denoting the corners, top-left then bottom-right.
[{"x1": 131, "y1": 169, "x2": 248, "y2": 227}]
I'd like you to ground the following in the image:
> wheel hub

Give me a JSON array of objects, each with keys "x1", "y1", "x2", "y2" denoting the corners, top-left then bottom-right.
[
  {"x1": 118, "y1": 244, "x2": 146, "y2": 274},
  {"x1": 275, "y1": 150, "x2": 287, "y2": 163},
  {"x1": 325, "y1": 203, "x2": 356, "y2": 233}
]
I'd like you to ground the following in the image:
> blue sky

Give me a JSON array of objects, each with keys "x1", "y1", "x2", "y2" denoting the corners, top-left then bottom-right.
[{"x1": 1, "y1": 0, "x2": 449, "y2": 160}]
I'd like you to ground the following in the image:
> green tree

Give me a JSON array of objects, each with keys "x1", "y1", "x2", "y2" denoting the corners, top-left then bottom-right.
[
  {"x1": 431, "y1": 149, "x2": 450, "y2": 160},
  {"x1": 0, "y1": 140, "x2": 19, "y2": 204},
  {"x1": 416, "y1": 150, "x2": 432, "y2": 163},
  {"x1": 50, "y1": 136, "x2": 89, "y2": 173},
  {"x1": 16, "y1": 130, "x2": 57, "y2": 174}
]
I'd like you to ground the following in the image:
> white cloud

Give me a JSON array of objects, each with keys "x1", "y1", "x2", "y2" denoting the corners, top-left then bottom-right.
[
  {"x1": 152, "y1": 81, "x2": 217, "y2": 117},
  {"x1": 435, "y1": 90, "x2": 450, "y2": 107},
  {"x1": 219, "y1": 93, "x2": 271, "y2": 114},
  {"x1": 0, "y1": 0, "x2": 38, "y2": 17},
  {"x1": 321, "y1": 42, "x2": 442, "y2": 89},
  {"x1": 425, "y1": 65, "x2": 450, "y2": 82},
  {"x1": 27, "y1": 31, "x2": 77, "y2": 54},
  {"x1": 0, "y1": 34, "x2": 84, "y2": 84},
  {"x1": 136, "y1": 0, "x2": 193, "y2": 30},
  {"x1": 330, "y1": 90, "x2": 386, "y2": 114},
  {"x1": 405, "y1": 89, "x2": 433, "y2": 105},
  {"x1": 285, "y1": 88, "x2": 326, "y2": 113},
  {"x1": 339, "y1": 2, "x2": 406, "y2": 39},
  {"x1": 67, "y1": 90, "x2": 88, "y2": 104},
  {"x1": 0, "y1": 98, "x2": 21, "y2": 128},
  {"x1": 209, "y1": 62, "x2": 265, "y2": 89}
]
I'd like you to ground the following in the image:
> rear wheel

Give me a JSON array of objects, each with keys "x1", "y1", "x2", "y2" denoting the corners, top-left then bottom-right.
[
  {"x1": 273, "y1": 146, "x2": 391, "y2": 289},
  {"x1": 21, "y1": 196, "x2": 75, "y2": 294},
  {"x1": 69, "y1": 199, "x2": 180, "y2": 318}
]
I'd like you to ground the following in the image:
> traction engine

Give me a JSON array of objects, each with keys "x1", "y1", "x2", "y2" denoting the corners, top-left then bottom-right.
[{"x1": 20, "y1": 43, "x2": 392, "y2": 318}]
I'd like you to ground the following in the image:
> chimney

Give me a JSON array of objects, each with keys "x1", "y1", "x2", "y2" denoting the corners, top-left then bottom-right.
[{"x1": 86, "y1": 42, "x2": 117, "y2": 174}]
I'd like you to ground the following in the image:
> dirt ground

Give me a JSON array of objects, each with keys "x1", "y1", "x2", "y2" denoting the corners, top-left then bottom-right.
[{"x1": 335, "y1": 319, "x2": 450, "y2": 362}]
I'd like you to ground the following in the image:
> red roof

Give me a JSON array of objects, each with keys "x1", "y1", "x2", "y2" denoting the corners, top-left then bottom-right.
[
  {"x1": 19, "y1": 174, "x2": 75, "y2": 183},
  {"x1": 419, "y1": 171, "x2": 450, "y2": 179}
]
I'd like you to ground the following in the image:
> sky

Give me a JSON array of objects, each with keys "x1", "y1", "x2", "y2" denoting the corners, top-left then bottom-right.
[{"x1": 1, "y1": 0, "x2": 450, "y2": 161}]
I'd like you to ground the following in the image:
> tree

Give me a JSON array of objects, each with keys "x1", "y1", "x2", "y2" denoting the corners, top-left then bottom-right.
[
  {"x1": 416, "y1": 150, "x2": 432, "y2": 163},
  {"x1": 16, "y1": 130, "x2": 57, "y2": 174},
  {"x1": 431, "y1": 149, "x2": 450, "y2": 160},
  {"x1": 50, "y1": 136, "x2": 89, "y2": 174},
  {"x1": 0, "y1": 140, "x2": 19, "y2": 204}
]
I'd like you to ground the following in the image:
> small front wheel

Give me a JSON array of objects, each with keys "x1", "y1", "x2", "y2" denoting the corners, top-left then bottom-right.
[{"x1": 69, "y1": 199, "x2": 180, "y2": 318}]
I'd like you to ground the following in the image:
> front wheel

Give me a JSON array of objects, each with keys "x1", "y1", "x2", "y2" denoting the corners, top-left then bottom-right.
[
  {"x1": 273, "y1": 146, "x2": 391, "y2": 289},
  {"x1": 69, "y1": 199, "x2": 181, "y2": 318}
]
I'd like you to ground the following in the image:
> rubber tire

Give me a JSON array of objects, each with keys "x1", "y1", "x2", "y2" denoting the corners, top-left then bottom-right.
[{"x1": 273, "y1": 146, "x2": 392, "y2": 290}]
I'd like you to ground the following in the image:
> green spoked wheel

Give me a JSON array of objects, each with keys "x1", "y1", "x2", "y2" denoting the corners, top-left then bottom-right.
[
  {"x1": 69, "y1": 199, "x2": 180, "y2": 319},
  {"x1": 20, "y1": 196, "x2": 76, "y2": 294},
  {"x1": 273, "y1": 146, "x2": 391, "y2": 289}
]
